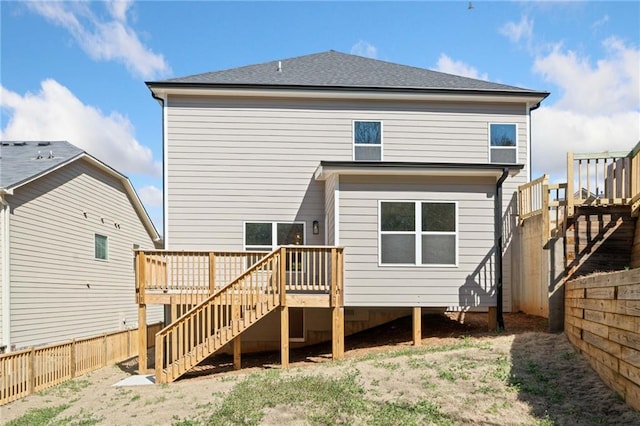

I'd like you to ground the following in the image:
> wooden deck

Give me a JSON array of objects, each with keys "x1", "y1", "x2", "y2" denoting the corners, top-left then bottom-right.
[{"x1": 135, "y1": 246, "x2": 344, "y2": 383}]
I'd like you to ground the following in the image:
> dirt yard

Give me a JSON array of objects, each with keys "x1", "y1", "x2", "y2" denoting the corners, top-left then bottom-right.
[{"x1": 2, "y1": 313, "x2": 638, "y2": 425}]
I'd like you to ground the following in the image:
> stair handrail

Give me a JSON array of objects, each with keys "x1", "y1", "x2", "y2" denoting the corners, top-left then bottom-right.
[{"x1": 154, "y1": 247, "x2": 283, "y2": 382}]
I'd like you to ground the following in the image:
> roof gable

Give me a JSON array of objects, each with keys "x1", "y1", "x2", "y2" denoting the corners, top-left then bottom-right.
[{"x1": 151, "y1": 51, "x2": 543, "y2": 94}]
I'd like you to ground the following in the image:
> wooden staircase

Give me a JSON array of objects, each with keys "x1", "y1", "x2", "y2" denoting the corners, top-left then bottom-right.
[
  {"x1": 154, "y1": 249, "x2": 284, "y2": 383},
  {"x1": 565, "y1": 205, "x2": 636, "y2": 279}
]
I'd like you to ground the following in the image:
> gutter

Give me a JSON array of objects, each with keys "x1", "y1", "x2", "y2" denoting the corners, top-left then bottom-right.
[
  {"x1": 495, "y1": 168, "x2": 509, "y2": 331},
  {"x1": 0, "y1": 194, "x2": 10, "y2": 351}
]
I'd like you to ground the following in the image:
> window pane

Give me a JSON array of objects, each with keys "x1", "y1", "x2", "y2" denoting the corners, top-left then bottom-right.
[
  {"x1": 422, "y1": 235, "x2": 456, "y2": 265},
  {"x1": 355, "y1": 146, "x2": 381, "y2": 161},
  {"x1": 422, "y1": 203, "x2": 455, "y2": 232},
  {"x1": 95, "y1": 234, "x2": 108, "y2": 260},
  {"x1": 246, "y1": 223, "x2": 272, "y2": 246},
  {"x1": 490, "y1": 124, "x2": 516, "y2": 147},
  {"x1": 490, "y1": 148, "x2": 517, "y2": 163},
  {"x1": 381, "y1": 234, "x2": 415, "y2": 264},
  {"x1": 277, "y1": 223, "x2": 304, "y2": 245},
  {"x1": 381, "y1": 202, "x2": 415, "y2": 231},
  {"x1": 354, "y1": 121, "x2": 381, "y2": 144}
]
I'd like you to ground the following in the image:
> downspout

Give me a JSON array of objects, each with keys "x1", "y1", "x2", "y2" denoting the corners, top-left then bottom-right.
[
  {"x1": 0, "y1": 194, "x2": 10, "y2": 352},
  {"x1": 495, "y1": 168, "x2": 509, "y2": 331}
]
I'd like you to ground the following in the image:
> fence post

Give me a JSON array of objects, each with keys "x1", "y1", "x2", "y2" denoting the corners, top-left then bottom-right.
[
  {"x1": 70, "y1": 339, "x2": 76, "y2": 378},
  {"x1": 209, "y1": 252, "x2": 216, "y2": 294},
  {"x1": 103, "y1": 334, "x2": 108, "y2": 367},
  {"x1": 27, "y1": 347, "x2": 35, "y2": 395}
]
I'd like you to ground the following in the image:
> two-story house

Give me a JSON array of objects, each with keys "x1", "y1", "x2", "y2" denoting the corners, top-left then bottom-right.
[{"x1": 142, "y1": 51, "x2": 548, "y2": 382}]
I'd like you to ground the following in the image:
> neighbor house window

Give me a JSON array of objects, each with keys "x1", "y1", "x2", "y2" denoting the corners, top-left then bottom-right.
[
  {"x1": 354, "y1": 121, "x2": 382, "y2": 161},
  {"x1": 95, "y1": 234, "x2": 108, "y2": 260},
  {"x1": 379, "y1": 201, "x2": 457, "y2": 266},
  {"x1": 489, "y1": 123, "x2": 517, "y2": 163}
]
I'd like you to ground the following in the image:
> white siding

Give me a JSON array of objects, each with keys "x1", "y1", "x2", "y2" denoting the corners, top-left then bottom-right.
[
  {"x1": 166, "y1": 95, "x2": 529, "y2": 310},
  {"x1": 339, "y1": 175, "x2": 497, "y2": 307},
  {"x1": 6, "y1": 160, "x2": 161, "y2": 349}
]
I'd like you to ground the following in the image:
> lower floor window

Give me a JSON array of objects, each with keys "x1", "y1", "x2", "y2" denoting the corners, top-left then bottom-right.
[
  {"x1": 244, "y1": 222, "x2": 305, "y2": 250},
  {"x1": 379, "y1": 201, "x2": 457, "y2": 266}
]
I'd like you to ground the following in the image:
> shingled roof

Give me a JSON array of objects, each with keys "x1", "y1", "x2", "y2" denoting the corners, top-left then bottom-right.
[
  {"x1": 149, "y1": 50, "x2": 546, "y2": 95},
  {"x1": 0, "y1": 141, "x2": 83, "y2": 189}
]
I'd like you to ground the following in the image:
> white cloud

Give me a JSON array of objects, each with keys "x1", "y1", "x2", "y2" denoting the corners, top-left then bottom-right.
[
  {"x1": 591, "y1": 14, "x2": 609, "y2": 30},
  {"x1": 435, "y1": 54, "x2": 488, "y2": 80},
  {"x1": 26, "y1": 1, "x2": 169, "y2": 79},
  {"x1": 0, "y1": 79, "x2": 161, "y2": 177},
  {"x1": 531, "y1": 107, "x2": 640, "y2": 181},
  {"x1": 499, "y1": 15, "x2": 534, "y2": 45},
  {"x1": 138, "y1": 185, "x2": 163, "y2": 208},
  {"x1": 533, "y1": 37, "x2": 639, "y2": 115},
  {"x1": 351, "y1": 40, "x2": 378, "y2": 59}
]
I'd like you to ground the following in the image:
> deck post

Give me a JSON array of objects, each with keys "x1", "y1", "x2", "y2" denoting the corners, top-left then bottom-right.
[
  {"x1": 412, "y1": 307, "x2": 422, "y2": 346},
  {"x1": 280, "y1": 247, "x2": 289, "y2": 368},
  {"x1": 567, "y1": 151, "x2": 575, "y2": 217},
  {"x1": 138, "y1": 304, "x2": 147, "y2": 373},
  {"x1": 331, "y1": 248, "x2": 344, "y2": 360},
  {"x1": 488, "y1": 306, "x2": 498, "y2": 331},
  {"x1": 233, "y1": 336, "x2": 241, "y2": 370},
  {"x1": 280, "y1": 306, "x2": 289, "y2": 368}
]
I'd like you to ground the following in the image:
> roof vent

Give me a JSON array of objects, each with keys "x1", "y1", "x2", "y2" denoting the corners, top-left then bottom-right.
[
  {"x1": 38, "y1": 142, "x2": 51, "y2": 146},
  {"x1": 36, "y1": 150, "x2": 43, "y2": 160},
  {"x1": 48, "y1": 150, "x2": 54, "y2": 159},
  {"x1": 277, "y1": 61, "x2": 282, "y2": 72},
  {"x1": 13, "y1": 142, "x2": 26, "y2": 146}
]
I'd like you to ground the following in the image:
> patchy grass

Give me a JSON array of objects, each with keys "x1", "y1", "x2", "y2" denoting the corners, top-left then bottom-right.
[{"x1": 5, "y1": 404, "x2": 69, "y2": 426}]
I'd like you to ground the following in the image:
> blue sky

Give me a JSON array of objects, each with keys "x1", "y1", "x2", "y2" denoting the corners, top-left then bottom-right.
[{"x1": 2, "y1": 1, "x2": 639, "y2": 234}]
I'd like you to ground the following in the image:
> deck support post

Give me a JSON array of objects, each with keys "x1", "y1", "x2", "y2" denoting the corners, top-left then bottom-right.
[
  {"x1": 412, "y1": 307, "x2": 422, "y2": 346},
  {"x1": 488, "y1": 306, "x2": 498, "y2": 331},
  {"x1": 138, "y1": 304, "x2": 147, "y2": 373},
  {"x1": 331, "y1": 306, "x2": 344, "y2": 360},
  {"x1": 233, "y1": 336, "x2": 241, "y2": 370},
  {"x1": 280, "y1": 305, "x2": 289, "y2": 368}
]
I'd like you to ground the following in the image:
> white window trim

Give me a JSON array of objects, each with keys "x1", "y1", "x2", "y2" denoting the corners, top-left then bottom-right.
[
  {"x1": 243, "y1": 221, "x2": 306, "y2": 251},
  {"x1": 94, "y1": 233, "x2": 108, "y2": 261},
  {"x1": 488, "y1": 122, "x2": 518, "y2": 163},
  {"x1": 352, "y1": 120, "x2": 383, "y2": 161},
  {"x1": 378, "y1": 200, "x2": 458, "y2": 268}
]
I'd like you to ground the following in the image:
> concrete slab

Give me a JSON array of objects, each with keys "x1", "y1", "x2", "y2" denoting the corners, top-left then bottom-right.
[{"x1": 113, "y1": 375, "x2": 156, "y2": 387}]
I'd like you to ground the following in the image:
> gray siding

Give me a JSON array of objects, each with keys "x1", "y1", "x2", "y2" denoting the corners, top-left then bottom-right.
[
  {"x1": 0, "y1": 204, "x2": 4, "y2": 345},
  {"x1": 6, "y1": 160, "x2": 161, "y2": 349},
  {"x1": 339, "y1": 175, "x2": 497, "y2": 307},
  {"x1": 166, "y1": 95, "x2": 529, "y2": 310},
  {"x1": 324, "y1": 174, "x2": 337, "y2": 246}
]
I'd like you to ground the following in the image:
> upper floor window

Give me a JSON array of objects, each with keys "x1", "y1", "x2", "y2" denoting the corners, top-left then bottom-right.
[
  {"x1": 489, "y1": 123, "x2": 517, "y2": 163},
  {"x1": 95, "y1": 234, "x2": 108, "y2": 260},
  {"x1": 379, "y1": 201, "x2": 457, "y2": 267},
  {"x1": 354, "y1": 121, "x2": 382, "y2": 161}
]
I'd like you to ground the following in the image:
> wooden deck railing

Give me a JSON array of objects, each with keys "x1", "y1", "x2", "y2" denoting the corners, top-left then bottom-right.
[
  {"x1": 518, "y1": 175, "x2": 567, "y2": 242},
  {"x1": 151, "y1": 246, "x2": 343, "y2": 383},
  {"x1": 519, "y1": 143, "x2": 640, "y2": 240},
  {"x1": 0, "y1": 323, "x2": 162, "y2": 406},
  {"x1": 567, "y1": 144, "x2": 640, "y2": 216}
]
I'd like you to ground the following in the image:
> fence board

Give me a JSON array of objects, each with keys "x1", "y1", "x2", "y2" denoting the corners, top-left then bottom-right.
[{"x1": 0, "y1": 322, "x2": 162, "y2": 406}]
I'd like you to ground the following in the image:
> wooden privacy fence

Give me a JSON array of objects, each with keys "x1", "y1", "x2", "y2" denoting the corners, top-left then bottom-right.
[
  {"x1": 0, "y1": 322, "x2": 162, "y2": 406},
  {"x1": 565, "y1": 269, "x2": 640, "y2": 410}
]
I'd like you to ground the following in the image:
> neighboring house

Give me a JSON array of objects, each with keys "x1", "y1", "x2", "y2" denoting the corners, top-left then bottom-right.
[
  {"x1": 145, "y1": 51, "x2": 549, "y2": 355},
  {"x1": 0, "y1": 141, "x2": 163, "y2": 352}
]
